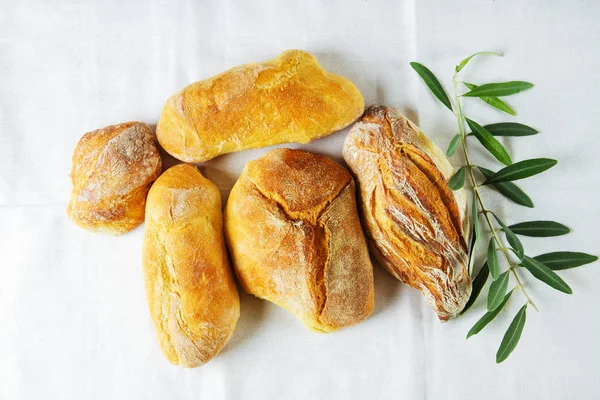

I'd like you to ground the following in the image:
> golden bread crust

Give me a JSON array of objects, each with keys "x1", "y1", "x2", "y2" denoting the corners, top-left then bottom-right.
[
  {"x1": 67, "y1": 122, "x2": 162, "y2": 235},
  {"x1": 224, "y1": 149, "x2": 374, "y2": 332},
  {"x1": 156, "y1": 50, "x2": 365, "y2": 162},
  {"x1": 343, "y1": 106, "x2": 471, "y2": 320},
  {"x1": 142, "y1": 164, "x2": 240, "y2": 367}
]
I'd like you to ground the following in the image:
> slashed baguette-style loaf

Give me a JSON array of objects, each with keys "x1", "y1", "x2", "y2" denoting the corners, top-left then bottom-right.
[
  {"x1": 156, "y1": 49, "x2": 364, "y2": 162},
  {"x1": 224, "y1": 149, "x2": 374, "y2": 332},
  {"x1": 142, "y1": 164, "x2": 239, "y2": 367},
  {"x1": 343, "y1": 106, "x2": 471, "y2": 321},
  {"x1": 67, "y1": 122, "x2": 162, "y2": 235}
]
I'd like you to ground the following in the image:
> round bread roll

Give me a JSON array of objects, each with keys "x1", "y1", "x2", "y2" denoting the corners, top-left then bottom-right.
[
  {"x1": 224, "y1": 148, "x2": 374, "y2": 332},
  {"x1": 142, "y1": 164, "x2": 240, "y2": 367},
  {"x1": 67, "y1": 121, "x2": 162, "y2": 235}
]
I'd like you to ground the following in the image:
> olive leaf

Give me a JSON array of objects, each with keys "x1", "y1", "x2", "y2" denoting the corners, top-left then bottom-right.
[
  {"x1": 483, "y1": 158, "x2": 558, "y2": 184},
  {"x1": 446, "y1": 134, "x2": 462, "y2": 157},
  {"x1": 483, "y1": 122, "x2": 538, "y2": 137},
  {"x1": 496, "y1": 304, "x2": 527, "y2": 363},
  {"x1": 493, "y1": 213, "x2": 525, "y2": 261},
  {"x1": 520, "y1": 256, "x2": 572, "y2": 294},
  {"x1": 533, "y1": 252, "x2": 598, "y2": 270},
  {"x1": 463, "y1": 83, "x2": 516, "y2": 115},
  {"x1": 461, "y1": 262, "x2": 490, "y2": 315},
  {"x1": 467, "y1": 289, "x2": 513, "y2": 338},
  {"x1": 465, "y1": 118, "x2": 512, "y2": 165},
  {"x1": 463, "y1": 81, "x2": 534, "y2": 97},
  {"x1": 488, "y1": 270, "x2": 510, "y2": 311},
  {"x1": 448, "y1": 166, "x2": 466, "y2": 190},
  {"x1": 508, "y1": 221, "x2": 570, "y2": 237},
  {"x1": 410, "y1": 62, "x2": 453, "y2": 111},
  {"x1": 488, "y1": 238, "x2": 500, "y2": 280},
  {"x1": 478, "y1": 167, "x2": 534, "y2": 208},
  {"x1": 456, "y1": 51, "x2": 502, "y2": 73}
]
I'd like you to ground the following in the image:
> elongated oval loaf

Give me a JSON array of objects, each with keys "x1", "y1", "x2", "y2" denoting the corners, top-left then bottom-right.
[
  {"x1": 224, "y1": 149, "x2": 374, "y2": 332},
  {"x1": 156, "y1": 50, "x2": 364, "y2": 162},
  {"x1": 142, "y1": 164, "x2": 240, "y2": 367},
  {"x1": 68, "y1": 122, "x2": 162, "y2": 235},
  {"x1": 343, "y1": 106, "x2": 471, "y2": 320}
]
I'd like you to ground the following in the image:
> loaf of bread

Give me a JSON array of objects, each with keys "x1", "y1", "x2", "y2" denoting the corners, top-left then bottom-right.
[
  {"x1": 156, "y1": 50, "x2": 364, "y2": 162},
  {"x1": 142, "y1": 164, "x2": 239, "y2": 367},
  {"x1": 343, "y1": 106, "x2": 471, "y2": 321},
  {"x1": 224, "y1": 148, "x2": 374, "y2": 332},
  {"x1": 67, "y1": 122, "x2": 162, "y2": 235}
]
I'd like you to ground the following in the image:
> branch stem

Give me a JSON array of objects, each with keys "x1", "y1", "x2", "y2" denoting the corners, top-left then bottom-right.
[{"x1": 451, "y1": 71, "x2": 539, "y2": 312}]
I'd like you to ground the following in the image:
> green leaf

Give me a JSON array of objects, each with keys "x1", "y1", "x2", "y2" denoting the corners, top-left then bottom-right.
[
  {"x1": 478, "y1": 167, "x2": 534, "y2": 208},
  {"x1": 488, "y1": 239, "x2": 500, "y2": 280},
  {"x1": 483, "y1": 158, "x2": 558, "y2": 184},
  {"x1": 508, "y1": 221, "x2": 570, "y2": 237},
  {"x1": 496, "y1": 304, "x2": 527, "y2": 363},
  {"x1": 493, "y1": 214, "x2": 524, "y2": 260},
  {"x1": 484, "y1": 122, "x2": 539, "y2": 137},
  {"x1": 469, "y1": 194, "x2": 481, "y2": 275},
  {"x1": 446, "y1": 134, "x2": 462, "y2": 157},
  {"x1": 448, "y1": 166, "x2": 466, "y2": 190},
  {"x1": 521, "y1": 256, "x2": 572, "y2": 294},
  {"x1": 463, "y1": 81, "x2": 534, "y2": 97},
  {"x1": 465, "y1": 118, "x2": 512, "y2": 165},
  {"x1": 533, "y1": 252, "x2": 599, "y2": 270},
  {"x1": 488, "y1": 271, "x2": 510, "y2": 311},
  {"x1": 461, "y1": 262, "x2": 489, "y2": 315},
  {"x1": 467, "y1": 290, "x2": 513, "y2": 338},
  {"x1": 410, "y1": 62, "x2": 453, "y2": 111},
  {"x1": 463, "y1": 83, "x2": 516, "y2": 115},
  {"x1": 456, "y1": 51, "x2": 502, "y2": 73}
]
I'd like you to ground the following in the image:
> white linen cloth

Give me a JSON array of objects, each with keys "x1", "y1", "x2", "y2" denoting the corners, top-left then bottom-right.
[{"x1": 1, "y1": 1, "x2": 599, "y2": 398}]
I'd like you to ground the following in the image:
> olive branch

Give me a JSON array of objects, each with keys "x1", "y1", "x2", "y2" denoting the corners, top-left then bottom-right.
[{"x1": 410, "y1": 52, "x2": 598, "y2": 363}]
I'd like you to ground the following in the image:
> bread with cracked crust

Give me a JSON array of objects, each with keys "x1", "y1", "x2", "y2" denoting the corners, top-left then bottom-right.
[
  {"x1": 343, "y1": 105, "x2": 471, "y2": 321},
  {"x1": 224, "y1": 148, "x2": 374, "y2": 332},
  {"x1": 142, "y1": 164, "x2": 240, "y2": 367},
  {"x1": 67, "y1": 122, "x2": 162, "y2": 235},
  {"x1": 156, "y1": 49, "x2": 364, "y2": 162}
]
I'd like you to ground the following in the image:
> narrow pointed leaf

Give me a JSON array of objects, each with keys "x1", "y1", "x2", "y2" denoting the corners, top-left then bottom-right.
[
  {"x1": 467, "y1": 221, "x2": 478, "y2": 276},
  {"x1": 461, "y1": 262, "x2": 489, "y2": 315},
  {"x1": 465, "y1": 118, "x2": 512, "y2": 165},
  {"x1": 496, "y1": 305, "x2": 527, "y2": 363},
  {"x1": 448, "y1": 167, "x2": 466, "y2": 190},
  {"x1": 410, "y1": 62, "x2": 453, "y2": 111},
  {"x1": 468, "y1": 195, "x2": 481, "y2": 275},
  {"x1": 488, "y1": 271, "x2": 509, "y2": 311},
  {"x1": 467, "y1": 290, "x2": 513, "y2": 338},
  {"x1": 484, "y1": 122, "x2": 539, "y2": 137},
  {"x1": 508, "y1": 221, "x2": 570, "y2": 237},
  {"x1": 472, "y1": 194, "x2": 481, "y2": 246},
  {"x1": 446, "y1": 134, "x2": 462, "y2": 157},
  {"x1": 484, "y1": 158, "x2": 558, "y2": 184},
  {"x1": 478, "y1": 167, "x2": 534, "y2": 207},
  {"x1": 463, "y1": 81, "x2": 534, "y2": 97},
  {"x1": 493, "y1": 214, "x2": 524, "y2": 261},
  {"x1": 463, "y1": 83, "x2": 516, "y2": 115},
  {"x1": 521, "y1": 256, "x2": 572, "y2": 294},
  {"x1": 533, "y1": 252, "x2": 599, "y2": 270},
  {"x1": 488, "y1": 239, "x2": 500, "y2": 280},
  {"x1": 456, "y1": 51, "x2": 502, "y2": 73}
]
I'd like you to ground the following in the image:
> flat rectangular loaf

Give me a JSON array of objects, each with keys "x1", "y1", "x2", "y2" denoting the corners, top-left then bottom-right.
[
  {"x1": 142, "y1": 164, "x2": 239, "y2": 367},
  {"x1": 156, "y1": 50, "x2": 364, "y2": 162}
]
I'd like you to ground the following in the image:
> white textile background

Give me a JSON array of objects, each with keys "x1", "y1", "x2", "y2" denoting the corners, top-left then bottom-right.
[{"x1": 1, "y1": 1, "x2": 599, "y2": 399}]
